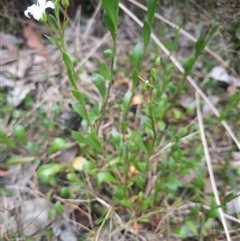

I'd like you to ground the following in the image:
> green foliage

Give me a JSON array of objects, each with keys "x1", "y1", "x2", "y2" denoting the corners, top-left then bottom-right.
[
  {"x1": 13, "y1": 125, "x2": 27, "y2": 146},
  {"x1": 92, "y1": 74, "x2": 106, "y2": 98},
  {"x1": 3, "y1": 0, "x2": 239, "y2": 239},
  {"x1": 102, "y1": 0, "x2": 120, "y2": 41},
  {"x1": 48, "y1": 138, "x2": 73, "y2": 154},
  {"x1": 6, "y1": 156, "x2": 35, "y2": 166},
  {"x1": 62, "y1": 51, "x2": 78, "y2": 89}
]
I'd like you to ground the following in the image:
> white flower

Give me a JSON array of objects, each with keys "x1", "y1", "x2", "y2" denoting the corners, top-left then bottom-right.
[{"x1": 24, "y1": 0, "x2": 54, "y2": 21}]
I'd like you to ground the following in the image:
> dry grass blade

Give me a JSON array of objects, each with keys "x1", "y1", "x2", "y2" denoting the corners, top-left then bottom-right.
[
  {"x1": 119, "y1": 2, "x2": 240, "y2": 151},
  {"x1": 195, "y1": 91, "x2": 231, "y2": 241},
  {"x1": 82, "y1": 1, "x2": 102, "y2": 41}
]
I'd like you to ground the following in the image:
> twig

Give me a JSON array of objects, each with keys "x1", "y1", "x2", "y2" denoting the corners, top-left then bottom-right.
[
  {"x1": 83, "y1": 2, "x2": 102, "y2": 41},
  {"x1": 95, "y1": 206, "x2": 113, "y2": 241},
  {"x1": 195, "y1": 91, "x2": 231, "y2": 241}
]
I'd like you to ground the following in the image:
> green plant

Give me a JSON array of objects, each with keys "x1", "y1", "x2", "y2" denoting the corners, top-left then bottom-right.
[{"x1": 2, "y1": 0, "x2": 240, "y2": 240}]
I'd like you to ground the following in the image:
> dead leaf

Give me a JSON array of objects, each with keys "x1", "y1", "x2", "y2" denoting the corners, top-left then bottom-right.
[
  {"x1": 232, "y1": 152, "x2": 240, "y2": 162},
  {"x1": 1, "y1": 52, "x2": 33, "y2": 79},
  {"x1": 22, "y1": 19, "x2": 50, "y2": 60},
  {"x1": 58, "y1": 111, "x2": 81, "y2": 130},
  {"x1": 208, "y1": 66, "x2": 240, "y2": 88},
  {"x1": 59, "y1": 144, "x2": 80, "y2": 164},
  {"x1": 0, "y1": 32, "x2": 23, "y2": 52},
  {"x1": 112, "y1": 78, "x2": 131, "y2": 96},
  {"x1": 208, "y1": 66, "x2": 229, "y2": 83},
  {"x1": 7, "y1": 81, "x2": 35, "y2": 106},
  {"x1": 20, "y1": 198, "x2": 55, "y2": 236},
  {"x1": 0, "y1": 76, "x2": 15, "y2": 88},
  {"x1": 180, "y1": 95, "x2": 220, "y2": 113},
  {"x1": 0, "y1": 170, "x2": 12, "y2": 177}
]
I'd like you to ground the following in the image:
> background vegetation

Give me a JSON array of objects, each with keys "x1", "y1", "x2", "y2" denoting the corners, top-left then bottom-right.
[{"x1": 0, "y1": 0, "x2": 239, "y2": 240}]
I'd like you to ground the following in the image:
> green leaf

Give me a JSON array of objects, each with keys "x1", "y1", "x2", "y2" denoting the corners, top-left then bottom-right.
[
  {"x1": 0, "y1": 188, "x2": 13, "y2": 197},
  {"x1": 132, "y1": 69, "x2": 139, "y2": 89},
  {"x1": 102, "y1": 0, "x2": 119, "y2": 31},
  {"x1": 207, "y1": 207, "x2": 219, "y2": 218},
  {"x1": 154, "y1": 56, "x2": 161, "y2": 67},
  {"x1": 60, "y1": 187, "x2": 70, "y2": 199},
  {"x1": 0, "y1": 134, "x2": 15, "y2": 148},
  {"x1": 88, "y1": 131, "x2": 102, "y2": 153},
  {"x1": 158, "y1": 120, "x2": 166, "y2": 131},
  {"x1": 92, "y1": 102, "x2": 100, "y2": 117},
  {"x1": 194, "y1": 32, "x2": 206, "y2": 58},
  {"x1": 72, "y1": 131, "x2": 90, "y2": 145},
  {"x1": 97, "y1": 171, "x2": 118, "y2": 185},
  {"x1": 72, "y1": 103, "x2": 88, "y2": 121},
  {"x1": 150, "y1": 68, "x2": 157, "y2": 80},
  {"x1": 132, "y1": 43, "x2": 143, "y2": 71},
  {"x1": 147, "y1": 0, "x2": 158, "y2": 24},
  {"x1": 71, "y1": 89, "x2": 86, "y2": 106},
  {"x1": 44, "y1": 34, "x2": 58, "y2": 47},
  {"x1": 88, "y1": 111, "x2": 99, "y2": 122},
  {"x1": 224, "y1": 192, "x2": 240, "y2": 203},
  {"x1": 92, "y1": 74, "x2": 106, "y2": 98},
  {"x1": 6, "y1": 156, "x2": 35, "y2": 166},
  {"x1": 63, "y1": 19, "x2": 70, "y2": 32},
  {"x1": 142, "y1": 20, "x2": 151, "y2": 52},
  {"x1": 62, "y1": 52, "x2": 77, "y2": 89},
  {"x1": 137, "y1": 216, "x2": 150, "y2": 223},
  {"x1": 182, "y1": 57, "x2": 195, "y2": 76},
  {"x1": 55, "y1": 201, "x2": 63, "y2": 215},
  {"x1": 67, "y1": 172, "x2": 81, "y2": 183},
  {"x1": 48, "y1": 14, "x2": 58, "y2": 25},
  {"x1": 135, "y1": 175, "x2": 145, "y2": 189},
  {"x1": 201, "y1": 218, "x2": 214, "y2": 236},
  {"x1": 186, "y1": 220, "x2": 198, "y2": 236},
  {"x1": 54, "y1": 2, "x2": 60, "y2": 18},
  {"x1": 37, "y1": 163, "x2": 63, "y2": 179},
  {"x1": 165, "y1": 177, "x2": 182, "y2": 192},
  {"x1": 173, "y1": 226, "x2": 188, "y2": 238},
  {"x1": 48, "y1": 138, "x2": 72, "y2": 154},
  {"x1": 111, "y1": 129, "x2": 121, "y2": 148},
  {"x1": 114, "y1": 188, "x2": 125, "y2": 200},
  {"x1": 135, "y1": 136, "x2": 148, "y2": 155},
  {"x1": 120, "y1": 199, "x2": 133, "y2": 207},
  {"x1": 99, "y1": 63, "x2": 111, "y2": 80},
  {"x1": 84, "y1": 161, "x2": 96, "y2": 172},
  {"x1": 137, "y1": 162, "x2": 147, "y2": 172},
  {"x1": 14, "y1": 125, "x2": 27, "y2": 146},
  {"x1": 48, "y1": 209, "x2": 56, "y2": 219},
  {"x1": 103, "y1": 11, "x2": 115, "y2": 41},
  {"x1": 123, "y1": 90, "x2": 132, "y2": 118},
  {"x1": 104, "y1": 49, "x2": 113, "y2": 58}
]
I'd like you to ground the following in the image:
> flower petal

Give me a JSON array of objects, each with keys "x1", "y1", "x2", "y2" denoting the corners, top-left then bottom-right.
[
  {"x1": 24, "y1": 10, "x2": 31, "y2": 18},
  {"x1": 38, "y1": 0, "x2": 46, "y2": 7},
  {"x1": 45, "y1": 1, "x2": 55, "y2": 9}
]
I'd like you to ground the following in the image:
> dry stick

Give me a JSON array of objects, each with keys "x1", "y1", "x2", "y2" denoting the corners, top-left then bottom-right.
[
  {"x1": 95, "y1": 206, "x2": 113, "y2": 241},
  {"x1": 119, "y1": 3, "x2": 240, "y2": 151},
  {"x1": 82, "y1": 1, "x2": 102, "y2": 41},
  {"x1": 127, "y1": 0, "x2": 239, "y2": 77},
  {"x1": 195, "y1": 91, "x2": 231, "y2": 241}
]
